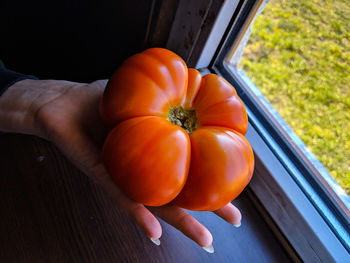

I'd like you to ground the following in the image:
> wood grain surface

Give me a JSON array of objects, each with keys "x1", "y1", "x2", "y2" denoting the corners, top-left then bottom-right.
[{"x1": 0, "y1": 134, "x2": 292, "y2": 263}]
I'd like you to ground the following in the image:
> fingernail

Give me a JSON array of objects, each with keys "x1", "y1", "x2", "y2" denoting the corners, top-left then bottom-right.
[
  {"x1": 150, "y1": 238, "x2": 161, "y2": 246},
  {"x1": 202, "y1": 244, "x2": 214, "y2": 253},
  {"x1": 233, "y1": 222, "x2": 241, "y2": 228}
]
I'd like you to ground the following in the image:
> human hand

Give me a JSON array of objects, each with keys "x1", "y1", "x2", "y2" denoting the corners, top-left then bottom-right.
[{"x1": 0, "y1": 79, "x2": 242, "y2": 252}]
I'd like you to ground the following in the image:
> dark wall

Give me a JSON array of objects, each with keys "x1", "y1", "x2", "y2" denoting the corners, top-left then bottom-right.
[{"x1": 0, "y1": 0, "x2": 156, "y2": 82}]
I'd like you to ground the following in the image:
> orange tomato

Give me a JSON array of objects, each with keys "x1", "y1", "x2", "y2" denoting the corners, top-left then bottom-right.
[{"x1": 101, "y1": 48, "x2": 254, "y2": 211}]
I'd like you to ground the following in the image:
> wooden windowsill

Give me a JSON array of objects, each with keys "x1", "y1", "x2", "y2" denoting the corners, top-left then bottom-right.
[{"x1": 0, "y1": 133, "x2": 292, "y2": 262}]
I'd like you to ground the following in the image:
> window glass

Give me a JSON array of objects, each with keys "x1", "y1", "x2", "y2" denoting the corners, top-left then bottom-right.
[{"x1": 237, "y1": 0, "x2": 349, "y2": 194}]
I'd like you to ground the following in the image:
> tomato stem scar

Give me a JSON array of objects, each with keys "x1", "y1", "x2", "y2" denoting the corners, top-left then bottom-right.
[{"x1": 168, "y1": 106, "x2": 198, "y2": 134}]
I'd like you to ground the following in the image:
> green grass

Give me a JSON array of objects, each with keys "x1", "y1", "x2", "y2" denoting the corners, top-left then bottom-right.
[{"x1": 240, "y1": 0, "x2": 350, "y2": 193}]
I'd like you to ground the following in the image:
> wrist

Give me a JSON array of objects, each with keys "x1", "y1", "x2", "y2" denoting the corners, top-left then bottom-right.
[
  {"x1": 0, "y1": 79, "x2": 79, "y2": 137},
  {"x1": 0, "y1": 79, "x2": 44, "y2": 136}
]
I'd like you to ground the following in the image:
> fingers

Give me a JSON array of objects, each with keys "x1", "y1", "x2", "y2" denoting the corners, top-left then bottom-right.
[
  {"x1": 213, "y1": 202, "x2": 242, "y2": 227},
  {"x1": 150, "y1": 205, "x2": 213, "y2": 248},
  {"x1": 127, "y1": 204, "x2": 162, "y2": 241},
  {"x1": 98, "y1": 175, "x2": 162, "y2": 241}
]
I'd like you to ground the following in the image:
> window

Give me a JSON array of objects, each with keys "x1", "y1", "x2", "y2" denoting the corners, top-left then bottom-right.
[
  {"x1": 208, "y1": 0, "x2": 350, "y2": 261},
  {"x1": 238, "y1": 0, "x2": 350, "y2": 197}
]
